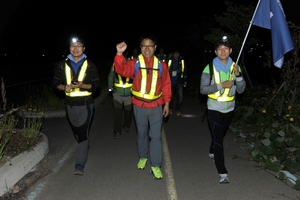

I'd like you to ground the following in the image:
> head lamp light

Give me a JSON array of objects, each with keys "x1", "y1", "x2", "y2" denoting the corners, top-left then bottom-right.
[
  {"x1": 214, "y1": 35, "x2": 231, "y2": 49},
  {"x1": 222, "y1": 36, "x2": 228, "y2": 42},
  {"x1": 70, "y1": 37, "x2": 85, "y2": 46}
]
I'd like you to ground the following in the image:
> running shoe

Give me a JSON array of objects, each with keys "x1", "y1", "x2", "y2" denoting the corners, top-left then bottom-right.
[
  {"x1": 74, "y1": 164, "x2": 84, "y2": 175},
  {"x1": 150, "y1": 166, "x2": 163, "y2": 179},
  {"x1": 137, "y1": 158, "x2": 148, "y2": 169},
  {"x1": 113, "y1": 131, "x2": 121, "y2": 139},
  {"x1": 219, "y1": 173, "x2": 229, "y2": 183}
]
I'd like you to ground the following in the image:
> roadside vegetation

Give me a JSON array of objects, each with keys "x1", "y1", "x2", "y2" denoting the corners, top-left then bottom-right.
[{"x1": 203, "y1": 1, "x2": 300, "y2": 190}]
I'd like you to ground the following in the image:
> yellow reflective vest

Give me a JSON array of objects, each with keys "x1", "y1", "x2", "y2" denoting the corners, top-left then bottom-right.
[
  {"x1": 131, "y1": 55, "x2": 162, "y2": 100},
  {"x1": 168, "y1": 59, "x2": 185, "y2": 78},
  {"x1": 65, "y1": 59, "x2": 92, "y2": 97},
  {"x1": 208, "y1": 63, "x2": 235, "y2": 102}
]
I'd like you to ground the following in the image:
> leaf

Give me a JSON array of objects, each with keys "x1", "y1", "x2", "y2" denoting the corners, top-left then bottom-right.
[
  {"x1": 277, "y1": 171, "x2": 287, "y2": 180},
  {"x1": 268, "y1": 160, "x2": 281, "y2": 172},
  {"x1": 277, "y1": 130, "x2": 285, "y2": 137},
  {"x1": 293, "y1": 179, "x2": 300, "y2": 190},
  {"x1": 290, "y1": 125, "x2": 300, "y2": 133},
  {"x1": 263, "y1": 131, "x2": 271, "y2": 139},
  {"x1": 285, "y1": 161, "x2": 300, "y2": 174},
  {"x1": 271, "y1": 122, "x2": 279, "y2": 128},
  {"x1": 261, "y1": 139, "x2": 271, "y2": 146},
  {"x1": 246, "y1": 107, "x2": 254, "y2": 116},
  {"x1": 287, "y1": 147, "x2": 299, "y2": 152}
]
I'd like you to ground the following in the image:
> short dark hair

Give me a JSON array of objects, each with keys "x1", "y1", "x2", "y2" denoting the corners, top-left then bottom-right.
[
  {"x1": 139, "y1": 35, "x2": 157, "y2": 45},
  {"x1": 214, "y1": 35, "x2": 231, "y2": 49}
]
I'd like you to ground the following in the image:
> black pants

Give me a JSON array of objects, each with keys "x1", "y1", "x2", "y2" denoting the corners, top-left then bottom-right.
[{"x1": 207, "y1": 109, "x2": 234, "y2": 174}]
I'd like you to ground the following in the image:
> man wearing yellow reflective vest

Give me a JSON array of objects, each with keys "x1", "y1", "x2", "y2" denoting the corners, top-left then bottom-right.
[
  {"x1": 108, "y1": 63, "x2": 133, "y2": 139},
  {"x1": 114, "y1": 35, "x2": 171, "y2": 180},
  {"x1": 168, "y1": 50, "x2": 187, "y2": 116},
  {"x1": 200, "y1": 36, "x2": 246, "y2": 184},
  {"x1": 52, "y1": 36, "x2": 100, "y2": 175}
]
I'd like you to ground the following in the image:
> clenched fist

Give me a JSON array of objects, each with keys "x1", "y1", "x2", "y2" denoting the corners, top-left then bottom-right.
[{"x1": 116, "y1": 42, "x2": 127, "y2": 54}]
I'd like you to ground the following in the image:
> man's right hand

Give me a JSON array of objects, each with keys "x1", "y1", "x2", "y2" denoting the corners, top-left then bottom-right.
[
  {"x1": 221, "y1": 80, "x2": 233, "y2": 88},
  {"x1": 116, "y1": 42, "x2": 127, "y2": 54}
]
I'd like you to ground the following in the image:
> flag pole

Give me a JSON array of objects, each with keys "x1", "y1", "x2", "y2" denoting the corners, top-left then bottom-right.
[{"x1": 236, "y1": 0, "x2": 262, "y2": 65}]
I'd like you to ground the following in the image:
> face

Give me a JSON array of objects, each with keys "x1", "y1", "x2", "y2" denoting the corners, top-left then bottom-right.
[
  {"x1": 215, "y1": 45, "x2": 232, "y2": 61},
  {"x1": 70, "y1": 42, "x2": 85, "y2": 58},
  {"x1": 173, "y1": 51, "x2": 180, "y2": 59},
  {"x1": 140, "y1": 39, "x2": 156, "y2": 59}
]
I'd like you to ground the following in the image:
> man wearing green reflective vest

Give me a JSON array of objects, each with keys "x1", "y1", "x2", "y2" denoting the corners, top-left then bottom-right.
[{"x1": 200, "y1": 35, "x2": 246, "y2": 184}]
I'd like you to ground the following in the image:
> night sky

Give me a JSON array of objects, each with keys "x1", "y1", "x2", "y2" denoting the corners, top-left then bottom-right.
[{"x1": 0, "y1": 0, "x2": 298, "y2": 77}]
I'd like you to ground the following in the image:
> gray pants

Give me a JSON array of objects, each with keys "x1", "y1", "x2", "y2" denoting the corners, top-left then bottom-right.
[
  {"x1": 112, "y1": 93, "x2": 132, "y2": 133},
  {"x1": 67, "y1": 103, "x2": 94, "y2": 166},
  {"x1": 133, "y1": 105, "x2": 163, "y2": 167}
]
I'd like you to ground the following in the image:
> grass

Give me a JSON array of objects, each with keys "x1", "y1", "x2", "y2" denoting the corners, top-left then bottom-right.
[{"x1": 0, "y1": 82, "x2": 64, "y2": 167}]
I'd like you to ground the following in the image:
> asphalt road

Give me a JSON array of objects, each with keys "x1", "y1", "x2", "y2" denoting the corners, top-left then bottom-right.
[{"x1": 13, "y1": 90, "x2": 300, "y2": 200}]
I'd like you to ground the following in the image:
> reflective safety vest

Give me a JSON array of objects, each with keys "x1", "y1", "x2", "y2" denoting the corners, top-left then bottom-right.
[
  {"x1": 168, "y1": 58, "x2": 185, "y2": 78},
  {"x1": 65, "y1": 59, "x2": 92, "y2": 97},
  {"x1": 131, "y1": 54, "x2": 162, "y2": 100},
  {"x1": 208, "y1": 63, "x2": 235, "y2": 102},
  {"x1": 114, "y1": 73, "x2": 133, "y2": 88}
]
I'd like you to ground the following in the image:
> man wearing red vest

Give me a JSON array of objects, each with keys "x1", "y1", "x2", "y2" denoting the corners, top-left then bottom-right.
[{"x1": 114, "y1": 35, "x2": 171, "y2": 179}]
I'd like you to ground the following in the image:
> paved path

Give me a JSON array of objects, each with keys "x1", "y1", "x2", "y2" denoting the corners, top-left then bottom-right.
[{"x1": 6, "y1": 90, "x2": 300, "y2": 200}]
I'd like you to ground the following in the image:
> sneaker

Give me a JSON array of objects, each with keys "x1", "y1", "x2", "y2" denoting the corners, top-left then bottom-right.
[
  {"x1": 74, "y1": 164, "x2": 84, "y2": 175},
  {"x1": 219, "y1": 173, "x2": 229, "y2": 183},
  {"x1": 150, "y1": 166, "x2": 163, "y2": 179},
  {"x1": 176, "y1": 111, "x2": 182, "y2": 117},
  {"x1": 209, "y1": 153, "x2": 215, "y2": 162},
  {"x1": 124, "y1": 127, "x2": 130, "y2": 133},
  {"x1": 74, "y1": 170, "x2": 84, "y2": 175},
  {"x1": 113, "y1": 131, "x2": 121, "y2": 139},
  {"x1": 137, "y1": 158, "x2": 148, "y2": 169}
]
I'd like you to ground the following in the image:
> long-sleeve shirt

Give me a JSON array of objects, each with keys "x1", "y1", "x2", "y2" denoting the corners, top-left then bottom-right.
[{"x1": 114, "y1": 54, "x2": 171, "y2": 108}]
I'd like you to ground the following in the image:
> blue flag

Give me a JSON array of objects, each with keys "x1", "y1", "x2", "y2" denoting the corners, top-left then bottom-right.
[{"x1": 251, "y1": 0, "x2": 294, "y2": 68}]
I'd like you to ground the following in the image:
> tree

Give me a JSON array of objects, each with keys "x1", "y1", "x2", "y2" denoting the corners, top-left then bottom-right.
[{"x1": 204, "y1": 0, "x2": 259, "y2": 88}]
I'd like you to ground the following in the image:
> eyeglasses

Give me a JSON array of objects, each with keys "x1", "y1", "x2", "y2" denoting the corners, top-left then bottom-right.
[
  {"x1": 140, "y1": 45, "x2": 155, "y2": 48},
  {"x1": 70, "y1": 45, "x2": 84, "y2": 48}
]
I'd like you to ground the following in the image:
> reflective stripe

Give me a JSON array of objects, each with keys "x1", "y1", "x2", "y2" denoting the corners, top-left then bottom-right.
[
  {"x1": 208, "y1": 63, "x2": 235, "y2": 102},
  {"x1": 114, "y1": 74, "x2": 132, "y2": 88},
  {"x1": 65, "y1": 59, "x2": 92, "y2": 97},
  {"x1": 168, "y1": 59, "x2": 185, "y2": 78},
  {"x1": 132, "y1": 55, "x2": 162, "y2": 100}
]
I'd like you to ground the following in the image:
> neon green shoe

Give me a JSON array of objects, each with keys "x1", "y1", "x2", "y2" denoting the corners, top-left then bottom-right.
[
  {"x1": 150, "y1": 166, "x2": 163, "y2": 179},
  {"x1": 137, "y1": 158, "x2": 148, "y2": 169}
]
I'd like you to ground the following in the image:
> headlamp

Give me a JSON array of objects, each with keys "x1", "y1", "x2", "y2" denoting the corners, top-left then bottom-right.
[
  {"x1": 222, "y1": 36, "x2": 228, "y2": 43},
  {"x1": 214, "y1": 35, "x2": 231, "y2": 49},
  {"x1": 70, "y1": 37, "x2": 85, "y2": 46},
  {"x1": 72, "y1": 37, "x2": 79, "y2": 43}
]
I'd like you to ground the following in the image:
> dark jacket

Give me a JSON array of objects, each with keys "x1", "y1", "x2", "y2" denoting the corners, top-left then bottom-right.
[
  {"x1": 168, "y1": 57, "x2": 187, "y2": 85},
  {"x1": 52, "y1": 58, "x2": 100, "y2": 106}
]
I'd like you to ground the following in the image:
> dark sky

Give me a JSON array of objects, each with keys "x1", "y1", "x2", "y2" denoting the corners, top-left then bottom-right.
[
  {"x1": 0, "y1": 1, "x2": 206, "y2": 59},
  {"x1": 0, "y1": 0, "x2": 298, "y2": 64}
]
